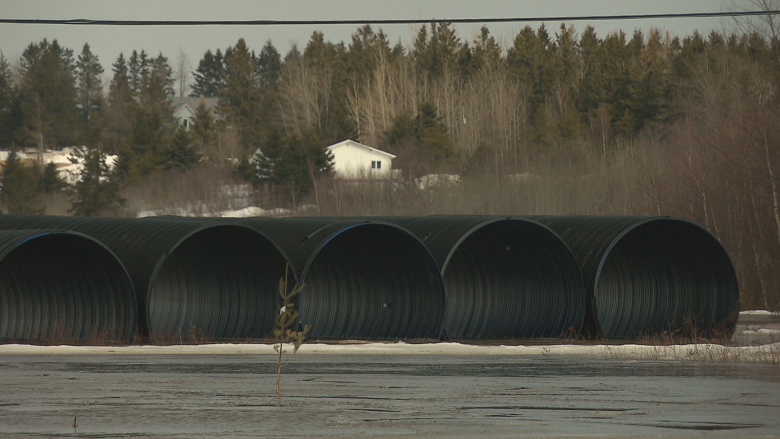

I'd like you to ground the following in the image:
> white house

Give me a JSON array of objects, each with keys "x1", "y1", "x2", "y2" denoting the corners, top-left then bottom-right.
[
  {"x1": 171, "y1": 97, "x2": 218, "y2": 131},
  {"x1": 326, "y1": 139, "x2": 396, "y2": 179}
]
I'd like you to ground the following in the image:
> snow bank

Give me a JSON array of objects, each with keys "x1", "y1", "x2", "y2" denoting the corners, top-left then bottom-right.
[
  {"x1": 2, "y1": 341, "x2": 779, "y2": 361},
  {"x1": 0, "y1": 147, "x2": 117, "y2": 184}
]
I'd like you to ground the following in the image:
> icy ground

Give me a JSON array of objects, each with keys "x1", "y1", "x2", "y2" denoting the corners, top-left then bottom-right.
[
  {"x1": 1, "y1": 351, "x2": 778, "y2": 438},
  {"x1": 1, "y1": 312, "x2": 779, "y2": 438}
]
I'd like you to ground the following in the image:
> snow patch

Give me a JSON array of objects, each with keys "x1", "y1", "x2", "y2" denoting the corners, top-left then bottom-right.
[
  {"x1": 0, "y1": 147, "x2": 117, "y2": 184},
  {"x1": 741, "y1": 310, "x2": 780, "y2": 315},
  {"x1": 2, "y1": 341, "x2": 779, "y2": 358}
]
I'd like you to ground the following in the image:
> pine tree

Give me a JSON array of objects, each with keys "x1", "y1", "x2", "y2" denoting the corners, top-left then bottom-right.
[
  {"x1": 578, "y1": 26, "x2": 604, "y2": 115},
  {"x1": 151, "y1": 53, "x2": 175, "y2": 97},
  {"x1": 115, "y1": 63, "x2": 174, "y2": 182},
  {"x1": 68, "y1": 144, "x2": 124, "y2": 216},
  {"x1": 414, "y1": 101, "x2": 454, "y2": 164},
  {"x1": 0, "y1": 52, "x2": 23, "y2": 149},
  {"x1": 385, "y1": 109, "x2": 416, "y2": 150},
  {"x1": 507, "y1": 25, "x2": 554, "y2": 113},
  {"x1": 248, "y1": 128, "x2": 333, "y2": 207},
  {"x1": 190, "y1": 99, "x2": 218, "y2": 161},
  {"x1": 219, "y1": 39, "x2": 265, "y2": 151},
  {"x1": 75, "y1": 43, "x2": 104, "y2": 122},
  {"x1": 191, "y1": 49, "x2": 226, "y2": 97},
  {"x1": 105, "y1": 53, "x2": 134, "y2": 152},
  {"x1": 0, "y1": 147, "x2": 44, "y2": 214},
  {"x1": 40, "y1": 162, "x2": 66, "y2": 194},
  {"x1": 474, "y1": 26, "x2": 502, "y2": 70},
  {"x1": 128, "y1": 50, "x2": 149, "y2": 96},
  {"x1": 19, "y1": 39, "x2": 80, "y2": 148},
  {"x1": 166, "y1": 126, "x2": 201, "y2": 171},
  {"x1": 413, "y1": 22, "x2": 462, "y2": 78},
  {"x1": 347, "y1": 25, "x2": 391, "y2": 77},
  {"x1": 258, "y1": 41, "x2": 282, "y2": 90}
]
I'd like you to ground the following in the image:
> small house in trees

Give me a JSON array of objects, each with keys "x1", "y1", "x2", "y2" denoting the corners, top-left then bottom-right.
[
  {"x1": 171, "y1": 97, "x2": 218, "y2": 131},
  {"x1": 326, "y1": 139, "x2": 396, "y2": 179}
]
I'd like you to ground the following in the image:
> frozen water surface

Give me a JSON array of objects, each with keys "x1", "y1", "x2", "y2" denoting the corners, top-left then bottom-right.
[{"x1": 0, "y1": 346, "x2": 779, "y2": 438}]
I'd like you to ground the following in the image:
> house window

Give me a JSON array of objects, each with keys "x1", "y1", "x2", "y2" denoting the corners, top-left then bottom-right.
[
  {"x1": 372, "y1": 160, "x2": 381, "y2": 169},
  {"x1": 183, "y1": 118, "x2": 189, "y2": 128}
]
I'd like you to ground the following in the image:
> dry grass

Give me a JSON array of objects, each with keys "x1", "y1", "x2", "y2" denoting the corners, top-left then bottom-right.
[{"x1": 590, "y1": 319, "x2": 780, "y2": 366}]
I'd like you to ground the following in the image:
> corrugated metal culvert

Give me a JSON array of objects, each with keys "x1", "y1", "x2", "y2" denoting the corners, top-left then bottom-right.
[
  {"x1": 0, "y1": 229, "x2": 135, "y2": 343},
  {"x1": 0, "y1": 213, "x2": 739, "y2": 343},
  {"x1": 531, "y1": 216, "x2": 740, "y2": 339},
  {"x1": 381, "y1": 216, "x2": 585, "y2": 339},
  {"x1": 0, "y1": 215, "x2": 290, "y2": 341},
  {"x1": 237, "y1": 217, "x2": 444, "y2": 340}
]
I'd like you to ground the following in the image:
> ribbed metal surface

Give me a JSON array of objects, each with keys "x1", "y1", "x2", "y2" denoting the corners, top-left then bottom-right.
[
  {"x1": 0, "y1": 215, "x2": 290, "y2": 340},
  {"x1": 530, "y1": 216, "x2": 740, "y2": 338},
  {"x1": 237, "y1": 217, "x2": 444, "y2": 340},
  {"x1": 377, "y1": 216, "x2": 584, "y2": 339},
  {"x1": 0, "y1": 229, "x2": 135, "y2": 343}
]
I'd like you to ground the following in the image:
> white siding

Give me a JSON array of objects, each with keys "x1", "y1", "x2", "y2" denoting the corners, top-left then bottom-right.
[{"x1": 328, "y1": 140, "x2": 395, "y2": 179}]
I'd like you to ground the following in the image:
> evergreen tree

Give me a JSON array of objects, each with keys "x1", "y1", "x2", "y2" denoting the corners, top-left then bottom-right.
[
  {"x1": 191, "y1": 49, "x2": 225, "y2": 97},
  {"x1": 548, "y1": 23, "x2": 583, "y2": 140},
  {"x1": 507, "y1": 25, "x2": 554, "y2": 111},
  {"x1": 413, "y1": 22, "x2": 462, "y2": 78},
  {"x1": 474, "y1": 26, "x2": 502, "y2": 70},
  {"x1": 0, "y1": 52, "x2": 23, "y2": 149},
  {"x1": 258, "y1": 41, "x2": 282, "y2": 90},
  {"x1": 0, "y1": 147, "x2": 44, "y2": 214},
  {"x1": 166, "y1": 126, "x2": 201, "y2": 171},
  {"x1": 385, "y1": 109, "x2": 416, "y2": 150},
  {"x1": 347, "y1": 25, "x2": 391, "y2": 77},
  {"x1": 190, "y1": 99, "x2": 218, "y2": 161},
  {"x1": 302, "y1": 32, "x2": 356, "y2": 142},
  {"x1": 68, "y1": 144, "x2": 125, "y2": 216},
  {"x1": 19, "y1": 39, "x2": 79, "y2": 148},
  {"x1": 106, "y1": 53, "x2": 134, "y2": 152},
  {"x1": 151, "y1": 53, "x2": 175, "y2": 97},
  {"x1": 40, "y1": 162, "x2": 66, "y2": 194},
  {"x1": 384, "y1": 104, "x2": 454, "y2": 176},
  {"x1": 578, "y1": 26, "x2": 604, "y2": 115},
  {"x1": 629, "y1": 28, "x2": 671, "y2": 129},
  {"x1": 219, "y1": 39, "x2": 265, "y2": 151},
  {"x1": 128, "y1": 50, "x2": 149, "y2": 96},
  {"x1": 248, "y1": 128, "x2": 333, "y2": 207},
  {"x1": 115, "y1": 64, "x2": 174, "y2": 182},
  {"x1": 253, "y1": 126, "x2": 286, "y2": 184},
  {"x1": 414, "y1": 101, "x2": 454, "y2": 163},
  {"x1": 599, "y1": 31, "x2": 634, "y2": 137},
  {"x1": 75, "y1": 43, "x2": 104, "y2": 122}
]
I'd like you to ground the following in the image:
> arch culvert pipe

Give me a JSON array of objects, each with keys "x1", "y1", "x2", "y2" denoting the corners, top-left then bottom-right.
[
  {"x1": 0, "y1": 215, "x2": 290, "y2": 341},
  {"x1": 0, "y1": 230, "x2": 135, "y2": 344},
  {"x1": 237, "y1": 217, "x2": 444, "y2": 340},
  {"x1": 530, "y1": 216, "x2": 740, "y2": 339},
  {"x1": 380, "y1": 216, "x2": 585, "y2": 339}
]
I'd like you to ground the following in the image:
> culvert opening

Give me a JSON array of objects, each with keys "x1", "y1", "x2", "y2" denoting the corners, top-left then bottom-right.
[
  {"x1": 300, "y1": 224, "x2": 443, "y2": 340},
  {"x1": 442, "y1": 220, "x2": 583, "y2": 339},
  {"x1": 146, "y1": 225, "x2": 289, "y2": 340},
  {"x1": 0, "y1": 231, "x2": 135, "y2": 344},
  {"x1": 595, "y1": 220, "x2": 740, "y2": 339}
]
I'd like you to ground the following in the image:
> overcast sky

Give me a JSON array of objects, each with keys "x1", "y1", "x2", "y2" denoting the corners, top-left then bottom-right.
[{"x1": 0, "y1": 0, "x2": 753, "y2": 77}]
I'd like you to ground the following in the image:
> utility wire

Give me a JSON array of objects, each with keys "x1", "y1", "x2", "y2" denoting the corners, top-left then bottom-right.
[{"x1": 0, "y1": 10, "x2": 778, "y2": 26}]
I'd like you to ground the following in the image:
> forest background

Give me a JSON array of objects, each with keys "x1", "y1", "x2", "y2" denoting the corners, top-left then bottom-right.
[{"x1": 0, "y1": 13, "x2": 779, "y2": 310}]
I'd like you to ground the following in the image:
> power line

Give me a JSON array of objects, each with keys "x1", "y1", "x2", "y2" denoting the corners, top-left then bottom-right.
[{"x1": 0, "y1": 10, "x2": 778, "y2": 26}]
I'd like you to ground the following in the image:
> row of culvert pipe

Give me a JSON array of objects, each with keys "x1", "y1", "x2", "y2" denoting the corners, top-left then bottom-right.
[{"x1": 0, "y1": 214, "x2": 740, "y2": 344}]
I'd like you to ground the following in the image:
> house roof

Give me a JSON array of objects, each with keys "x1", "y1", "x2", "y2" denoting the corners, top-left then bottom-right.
[
  {"x1": 171, "y1": 97, "x2": 219, "y2": 117},
  {"x1": 326, "y1": 139, "x2": 396, "y2": 159}
]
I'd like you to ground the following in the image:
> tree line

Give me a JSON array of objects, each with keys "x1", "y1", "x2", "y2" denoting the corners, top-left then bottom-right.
[{"x1": 0, "y1": 18, "x2": 779, "y2": 309}]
